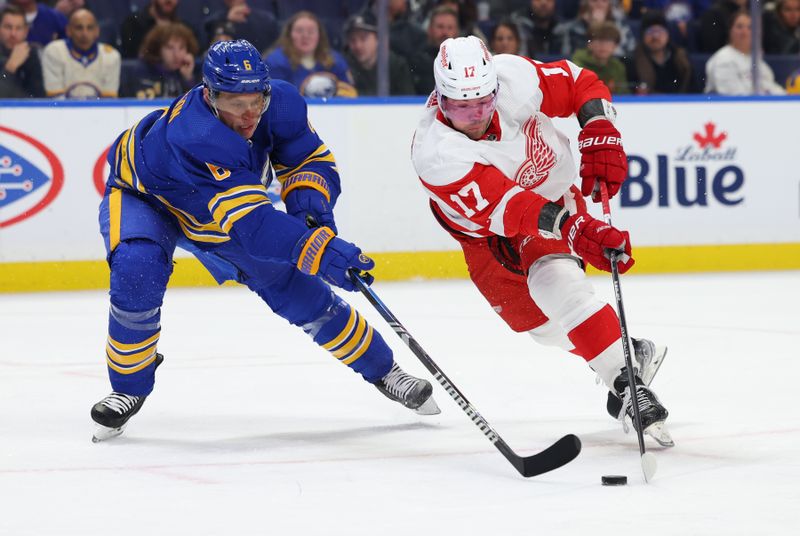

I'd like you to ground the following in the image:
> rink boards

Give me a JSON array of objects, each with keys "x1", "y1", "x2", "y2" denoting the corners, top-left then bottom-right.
[{"x1": 1, "y1": 96, "x2": 798, "y2": 291}]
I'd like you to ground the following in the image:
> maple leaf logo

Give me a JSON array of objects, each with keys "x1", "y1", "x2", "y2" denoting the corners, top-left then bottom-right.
[{"x1": 693, "y1": 122, "x2": 727, "y2": 149}]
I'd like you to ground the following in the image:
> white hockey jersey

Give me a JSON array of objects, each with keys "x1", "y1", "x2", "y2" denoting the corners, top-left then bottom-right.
[
  {"x1": 42, "y1": 39, "x2": 121, "y2": 99},
  {"x1": 412, "y1": 54, "x2": 610, "y2": 239}
]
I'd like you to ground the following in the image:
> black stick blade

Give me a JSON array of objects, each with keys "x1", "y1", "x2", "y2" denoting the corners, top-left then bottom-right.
[{"x1": 517, "y1": 434, "x2": 582, "y2": 478}]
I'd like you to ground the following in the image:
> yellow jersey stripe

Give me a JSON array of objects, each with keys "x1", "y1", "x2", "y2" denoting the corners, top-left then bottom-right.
[
  {"x1": 116, "y1": 129, "x2": 134, "y2": 189},
  {"x1": 108, "y1": 188, "x2": 122, "y2": 252},
  {"x1": 107, "y1": 344, "x2": 157, "y2": 366},
  {"x1": 219, "y1": 200, "x2": 271, "y2": 233},
  {"x1": 331, "y1": 314, "x2": 367, "y2": 359},
  {"x1": 106, "y1": 352, "x2": 158, "y2": 375},
  {"x1": 341, "y1": 327, "x2": 373, "y2": 365},
  {"x1": 322, "y1": 308, "x2": 357, "y2": 350},
  {"x1": 154, "y1": 195, "x2": 228, "y2": 238},
  {"x1": 125, "y1": 125, "x2": 145, "y2": 193},
  {"x1": 210, "y1": 191, "x2": 270, "y2": 226},
  {"x1": 207, "y1": 185, "x2": 269, "y2": 217},
  {"x1": 274, "y1": 144, "x2": 335, "y2": 178},
  {"x1": 107, "y1": 332, "x2": 160, "y2": 352}
]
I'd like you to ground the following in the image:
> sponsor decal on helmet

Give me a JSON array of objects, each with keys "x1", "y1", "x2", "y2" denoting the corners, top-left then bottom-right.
[{"x1": 0, "y1": 125, "x2": 64, "y2": 228}]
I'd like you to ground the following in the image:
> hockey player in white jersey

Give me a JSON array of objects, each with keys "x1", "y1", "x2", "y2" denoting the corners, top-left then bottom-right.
[{"x1": 411, "y1": 36, "x2": 672, "y2": 446}]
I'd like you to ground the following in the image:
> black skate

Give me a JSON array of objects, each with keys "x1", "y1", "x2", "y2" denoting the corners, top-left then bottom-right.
[
  {"x1": 607, "y1": 338, "x2": 666, "y2": 417},
  {"x1": 375, "y1": 362, "x2": 441, "y2": 415},
  {"x1": 610, "y1": 367, "x2": 674, "y2": 447},
  {"x1": 91, "y1": 353, "x2": 163, "y2": 442}
]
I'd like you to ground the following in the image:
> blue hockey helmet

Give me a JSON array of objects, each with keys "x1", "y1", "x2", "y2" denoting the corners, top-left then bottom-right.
[{"x1": 203, "y1": 39, "x2": 271, "y2": 96}]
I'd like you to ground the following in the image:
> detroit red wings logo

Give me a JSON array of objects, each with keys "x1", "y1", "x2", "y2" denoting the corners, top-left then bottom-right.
[{"x1": 514, "y1": 117, "x2": 555, "y2": 189}]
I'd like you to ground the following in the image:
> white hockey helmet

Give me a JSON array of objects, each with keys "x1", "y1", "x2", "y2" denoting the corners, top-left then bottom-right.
[{"x1": 434, "y1": 36, "x2": 498, "y2": 102}]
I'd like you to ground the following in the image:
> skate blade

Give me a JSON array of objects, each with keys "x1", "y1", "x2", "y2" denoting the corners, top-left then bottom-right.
[
  {"x1": 92, "y1": 424, "x2": 126, "y2": 443},
  {"x1": 644, "y1": 421, "x2": 675, "y2": 448},
  {"x1": 640, "y1": 345, "x2": 667, "y2": 386},
  {"x1": 413, "y1": 396, "x2": 441, "y2": 415}
]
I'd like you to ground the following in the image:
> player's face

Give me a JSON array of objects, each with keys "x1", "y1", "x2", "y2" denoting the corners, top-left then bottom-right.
[
  {"x1": 211, "y1": 90, "x2": 268, "y2": 139},
  {"x1": 442, "y1": 92, "x2": 497, "y2": 140},
  {"x1": 0, "y1": 14, "x2": 27, "y2": 49}
]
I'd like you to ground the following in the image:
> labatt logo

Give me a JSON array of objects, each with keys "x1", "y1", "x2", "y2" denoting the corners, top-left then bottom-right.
[
  {"x1": 0, "y1": 126, "x2": 64, "y2": 228},
  {"x1": 622, "y1": 122, "x2": 743, "y2": 207}
]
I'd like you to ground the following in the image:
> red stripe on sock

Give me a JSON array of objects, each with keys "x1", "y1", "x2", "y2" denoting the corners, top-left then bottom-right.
[{"x1": 567, "y1": 304, "x2": 621, "y2": 362}]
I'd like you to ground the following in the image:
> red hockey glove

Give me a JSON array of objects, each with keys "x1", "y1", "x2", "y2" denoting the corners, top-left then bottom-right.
[
  {"x1": 578, "y1": 119, "x2": 628, "y2": 202},
  {"x1": 562, "y1": 212, "x2": 634, "y2": 274}
]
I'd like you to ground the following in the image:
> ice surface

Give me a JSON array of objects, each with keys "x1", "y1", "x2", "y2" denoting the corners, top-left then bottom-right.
[{"x1": 1, "y1": 272, "x2": 799, "y2": 535}]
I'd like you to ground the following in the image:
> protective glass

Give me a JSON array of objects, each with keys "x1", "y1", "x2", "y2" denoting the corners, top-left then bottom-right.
[{"x1": 441, "y1": 92, "x2": 497, "y2": 125}]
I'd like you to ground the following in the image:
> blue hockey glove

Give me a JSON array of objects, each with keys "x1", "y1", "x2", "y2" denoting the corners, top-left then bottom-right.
[
  {"x1": 292, "y1": 227, "x2": 374, "y2": 291},
  {"x1": 285, "y1": 188, "x2": 337, "y2": 234}
]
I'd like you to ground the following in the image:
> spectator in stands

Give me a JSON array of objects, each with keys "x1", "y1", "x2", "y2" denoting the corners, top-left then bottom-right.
[
  {"x1": 120, "y1": 0, "x2": 188, "y2": 59},
  {"x1": 41, "y1": 7, "x2": 119, "y2": 98},
  {"x1": 631, "y1": 10, "x2": 693, "y2": 93},
  {"x1": 705, "y1": 10, "x2": 786, "y2": 94},
  {"x1": 554, "y1": 0, "x2": 635, "y2": 59},
  {"x1": 640, "y1": 1, "x2": 712, "y2": 45},
  {"x1": 405, "y1": 6, "x2": 460, "y2": 94},
  {"x1": 264, "y1": 10, "x2": 356, "y2": 98},
  {"x1": 122, "y1": 22, "x2": 198, "y2": 99},
  {"x1": 489, "y1": 19, "x2": 522, "y2": 54},
  {"x1": 343, "y1": 12, "x2": 415, "y2": 95},
  {"x1": 206, "y1": 19, "x2": 236, "y2": 50},
  {"x1": 510, "y1": 0, "x2": 563, "y2": 57},
  {"x1": 204, "y1": 0, "x2": 279, "y2": 54},
  {"x1": 0, "y1": 5, "x2": 44, "y2": 97},
  {"x1": 571, "y1": 20, "x2": 630, "y2": 93},
  {"x1": 53, "y1": 0, "x2": 84, "y2": 18},
  {"x1": 420, "y1": 0, "x2": 488, "y2": 41},
  {"x1": 698, "y1": 0, "x2": 745, "y2": 53},
  {"x1": 9, "y1": 0, "x2": 66, "y2": 47},
  {"x1": 763, "y1": 0, "x2": 800, "y2": 54}
]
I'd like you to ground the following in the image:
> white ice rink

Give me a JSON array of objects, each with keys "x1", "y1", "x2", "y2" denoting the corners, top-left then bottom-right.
[{"x1": 1, "y1": 272, "x2": 799, "y2": 535}]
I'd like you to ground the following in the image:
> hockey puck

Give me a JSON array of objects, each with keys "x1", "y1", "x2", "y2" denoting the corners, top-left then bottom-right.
[{"x1": 601, "y1": 475, "x2": 628, "y2": 486}]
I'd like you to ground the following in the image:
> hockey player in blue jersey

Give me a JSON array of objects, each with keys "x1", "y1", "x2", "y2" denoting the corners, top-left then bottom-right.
[{"x1": 90, "y1": 40, "x2": 440, "y2": 441}]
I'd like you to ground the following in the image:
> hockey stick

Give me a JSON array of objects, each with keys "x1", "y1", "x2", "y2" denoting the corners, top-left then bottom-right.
[
  {"x1": 349, "y1": 269, "x2": 581, "y2": 478},
  {"x1": 598, "y1": 182, "x2": 657, "y2": 482}
]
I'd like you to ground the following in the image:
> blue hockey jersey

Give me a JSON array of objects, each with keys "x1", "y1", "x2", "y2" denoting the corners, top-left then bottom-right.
[{"x1": 105, "y1": 79, "x2": 341, "y2": 274}]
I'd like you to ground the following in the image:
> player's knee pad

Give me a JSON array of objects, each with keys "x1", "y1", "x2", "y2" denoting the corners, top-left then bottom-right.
[
  {"x1": 527, "y1": 320, "x2": 574, "y2": 351},
  {"x1": 527, "y1": 256, "x2": 605, "y2": 331},
  {"x1": 109, "y1": 239, "x2": 172, "y2": 312},
  {"x1": 303, "y1": 294, "x2": 392, "y2": 383}
]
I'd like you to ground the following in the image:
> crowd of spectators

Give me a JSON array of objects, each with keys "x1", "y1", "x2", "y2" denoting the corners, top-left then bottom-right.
[{"x1": 0, "y1": 0, "x2": 798, "y2": 100}]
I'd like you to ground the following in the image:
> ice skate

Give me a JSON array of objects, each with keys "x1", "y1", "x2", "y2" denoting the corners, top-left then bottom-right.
[
  {"x1": 632, "y1": 338, "x2": 667, "y2": 386},
  {"x1": 606, "y1": 338, "x2": 667, "y2": 421},
  {"x1": 375, "y1": 362, "x2": 441, "y2": 415},
  {"x1": 91, "y1": 354, "x2": 163, "y2": 442},
  {"x1": 610, "y1": 367, "x2": 674, "y2": 448}
]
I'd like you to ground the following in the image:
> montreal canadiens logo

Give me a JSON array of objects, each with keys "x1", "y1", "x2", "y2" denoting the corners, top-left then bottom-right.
[{"x1": 0, "y1": 125, "x2": 64, "y2": 228}]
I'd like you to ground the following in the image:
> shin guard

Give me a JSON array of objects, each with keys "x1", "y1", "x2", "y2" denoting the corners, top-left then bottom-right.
[{"x1": 303, "y1": 294, "x2": 392, "y2": 383}]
